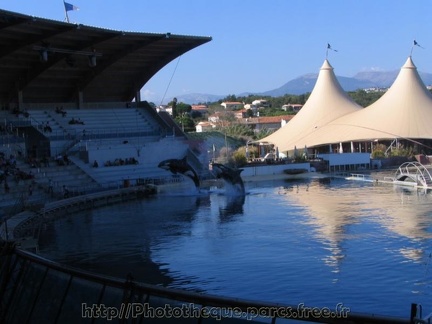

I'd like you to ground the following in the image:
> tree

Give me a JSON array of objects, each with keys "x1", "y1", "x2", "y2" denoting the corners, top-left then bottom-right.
[
  {"x1": 348, "y1": 90, "x2": 384, "y2": 107},
  {"x1": 216, "y1": 123, "x2": 254, "y2": 138},
  {"x1": 222, "y1": 94, "x2": 238, "y2": 102},
  {"x1": 254, "y1": 128, "x2": 274, "y2": 140},
  {"x1": 175, "y1": 114, "x2": 195, "y2": 132},
  {"x1": 190, "y1": 110, "x2": 202, "y2": 119},
  {"x1": 171, "y1": 97, "x2": 178, "y2": 118},
  {"x1": 176, "y1": 102, "x2": 192, "y2": 115},
  {"x1": 232, "y1": 147, "x2": 247, "y2": 167},
  {"x1": 371, "y1": 143, "x2": 387, "y2": 158},
  {"x1": 168, "y1": 99, "x2": 192, "y2": 118}
]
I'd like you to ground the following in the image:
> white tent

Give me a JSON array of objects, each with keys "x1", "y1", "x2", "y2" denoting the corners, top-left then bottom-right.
[
  {"x1": 261, "y1": 59, "x2": 362, "y2": 152},
  {"x1": 262, "y1": 56, "x2": 432, "y2": 152},
  {"x1": 294, "y1": 56, "x2": 432, "y2": 148}
]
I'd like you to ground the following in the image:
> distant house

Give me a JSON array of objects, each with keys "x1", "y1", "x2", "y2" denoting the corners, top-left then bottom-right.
[
  {"x1": 208, "y1": 112, "x2": 222, "y2": 123},
  {"x1": 234, "y1": 109, "x2": 250, "y2": 119},
  {"x1": 191, "y1": 105, "x2": 208, "y2": 114},
  {"x1": 195, "y1": 121, "x2": 216, "y2": 132},
  {"x1": 221, "y1": 101, "x2": 243, "y2": 110},
  {"x1": 208, "y1": 111, "x2": 236, "y2": 124},
  {"x1": 251, "y1": 99, "x2": 270, "y2": 108},
  {"x1": 244, "y1": 104, "x2": 258, "y2": 115},
  {"x1": 282, "y1": 104, "x2": 303, "y2": 112}
]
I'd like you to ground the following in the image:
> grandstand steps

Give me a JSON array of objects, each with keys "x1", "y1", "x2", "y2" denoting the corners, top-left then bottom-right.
[
  {"x1": 69, "y1": 154, "x2": 172, "y2": 188},
  {"x1": 47, "y1": 108, "x2": 158, "y2": 137},
  {"x1": 0, "y1": 179, "x2": 40, "y2": 216},
  {"x1": 13, "y1": 157, "x2": 100, "y2": 195},
  {"x1": 1, "y1": 107, "x2": 199, "y2": 209},
  {"x1": 27, "y1": 110, "x2": 73, "y2": 140},
  {"x1": 0, "y1": 158, "x2": 53, "y2": 218},
  {"x1": 136, "y1": 107, "x2": 166, "y2": 131}
]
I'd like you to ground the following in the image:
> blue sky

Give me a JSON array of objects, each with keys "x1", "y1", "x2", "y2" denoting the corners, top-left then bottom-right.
[{"x1": 1, "y1": 1, "x2": 431, "y2": 104}]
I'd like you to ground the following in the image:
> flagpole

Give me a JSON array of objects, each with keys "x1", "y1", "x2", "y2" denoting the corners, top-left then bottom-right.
[{"x1": 63, "y1": 0, "x2": 70, "y2": 23}]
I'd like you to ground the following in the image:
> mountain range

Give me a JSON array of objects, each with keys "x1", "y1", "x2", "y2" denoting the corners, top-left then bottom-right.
[{"x1": 174, "y1": 70, "x2": 432, "y2": 104}]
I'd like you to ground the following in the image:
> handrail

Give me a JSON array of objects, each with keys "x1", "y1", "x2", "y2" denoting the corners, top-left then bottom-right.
[
  {"x1": 0, "y1": 245, "x2": 421, "y2": 324},
  {"x1": 0, "y1": 193, "x2": 26, "y2": 240},
  {"x1": 394, "y1": 162, "x2": 432, "y2": 187}
]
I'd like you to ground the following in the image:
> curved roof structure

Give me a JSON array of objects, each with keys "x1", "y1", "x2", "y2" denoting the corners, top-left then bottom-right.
[
  {"x1": 296, "y1": 56, "x2": 432, "y2": 148},
  {"x1": 0, "y1": 9, "x2": 211, "y2": 104},
  {"x1": 261, "y1": 59, "x2": 361, "y2": 152}
]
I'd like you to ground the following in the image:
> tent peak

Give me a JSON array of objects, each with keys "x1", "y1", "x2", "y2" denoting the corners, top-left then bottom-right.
[
  {"x1": 403, "y1": 56, "x2": 416, "y2": 70},
  {"x1": 321, "y1": 59, "x2": 333, "y2": 70}
]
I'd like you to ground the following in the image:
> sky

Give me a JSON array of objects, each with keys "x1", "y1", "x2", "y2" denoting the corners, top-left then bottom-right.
[{"x1": 1, "y1": 0, "x2": 431, "y2": 104}]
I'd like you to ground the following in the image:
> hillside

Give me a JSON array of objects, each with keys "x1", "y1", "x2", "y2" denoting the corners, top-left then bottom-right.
[{"x1": 174, "y1": 70, "x2": 432, "y2": 104}]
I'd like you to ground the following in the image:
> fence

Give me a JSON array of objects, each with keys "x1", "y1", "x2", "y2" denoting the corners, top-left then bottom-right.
[{"x1": 0, "y1": 242, "x2": 429, "y2": 324}]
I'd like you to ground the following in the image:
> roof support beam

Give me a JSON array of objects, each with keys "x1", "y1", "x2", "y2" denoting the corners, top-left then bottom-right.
[
  {"x1": 12, "y1": 31, "x2": 119, "y2": 96},
  {"x1": 76, "y1": 35, "x2": 166, "y2": 95},
  {"x1": 0, "y1": 12, "x2": 29, "y2": 31},
  {"x1": 0, "y1": 25, "x2": 76, "y2": 58}
]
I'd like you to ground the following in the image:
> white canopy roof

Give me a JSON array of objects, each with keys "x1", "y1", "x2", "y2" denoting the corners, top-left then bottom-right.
[
  {"x1": 261, "y1": 59, "x2": 361, "y2": 151},
  {"x1": 262, "y1": 56, "x2": 432, "y2": 151}
]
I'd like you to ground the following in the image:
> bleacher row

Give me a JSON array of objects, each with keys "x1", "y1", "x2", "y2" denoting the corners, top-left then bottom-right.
[
  {"x1": 69, "y1": 154, "x2": 178, "y2": 187},
  {"x1": 1, "y1": 107, "x2": 198, "y2": 216},
  {"x1": 26, "y1": 108, "x2": 161, "y2": 140}
]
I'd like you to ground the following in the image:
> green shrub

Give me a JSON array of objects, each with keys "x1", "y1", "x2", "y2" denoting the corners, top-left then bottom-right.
[
  {"x1": 371, "y1": 150, "x2": 385, "y2": 158},
  {"x1": 233, "y1": 148, "x2": 247, "y2": 167}
]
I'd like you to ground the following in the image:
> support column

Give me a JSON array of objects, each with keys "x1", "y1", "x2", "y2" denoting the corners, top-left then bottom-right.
[
  {"x1": 135, "y1": 90, "x2": 141, "y2": 104},
  {"x1": 18, "y1": 90, "x2": 23, "y2": 109},
  {"x1": 78, "y1": 91, "x2": 83, "y2": 109}
]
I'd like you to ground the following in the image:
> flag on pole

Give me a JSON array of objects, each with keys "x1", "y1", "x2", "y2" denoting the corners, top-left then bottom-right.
[
  {"x1": 414, "y1": 40, "x2": 425, "y2": 49},
  {"x1": 63, "y1": 1, "x2": 78, "y2": 23},
  {"x1": 64, "y1": 2, "x2": 79, "y2": 12},
  {"x1": 327, "y1": 43, "x2": 338, "y2": 52},
  {"x1": 411, "y1": 39, "x2": 425, "y2": 56},
  {"x1": 326, "y1": 43, "x2": 338, "y2": 59}
]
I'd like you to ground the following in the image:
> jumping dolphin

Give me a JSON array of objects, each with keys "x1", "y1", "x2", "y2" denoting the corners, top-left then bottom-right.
[
  {"x1": 211, "y1": 163, "x2": 245, "y2": 195},
  {"x1": 158, "y1": 157, "x2": 200, "y2": 188}
]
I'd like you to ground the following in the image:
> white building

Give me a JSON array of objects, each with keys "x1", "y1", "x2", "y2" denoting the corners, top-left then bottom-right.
[
  {"x1": 195, "y1": 121, "x2": 215, "y2": 132},
  {"x1": 221, "y1": 101, "x2": 243, "y2": 110}
]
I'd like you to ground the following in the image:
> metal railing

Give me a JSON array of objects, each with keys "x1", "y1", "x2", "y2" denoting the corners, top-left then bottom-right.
[
  {"x1": 394, "y1": 162, "x2": 432, "y2": 187},
  {"x1": 0, "y1": 243, "x2": 426, "y2": 324}
]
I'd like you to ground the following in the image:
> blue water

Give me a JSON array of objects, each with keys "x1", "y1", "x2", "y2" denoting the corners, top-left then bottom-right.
[{"x1": 38, "y1": 176, "x2": 432, "y2": 318}]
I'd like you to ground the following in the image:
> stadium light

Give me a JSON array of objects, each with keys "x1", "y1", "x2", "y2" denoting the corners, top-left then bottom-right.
[{"x1": 33, "y1": 45, "x2": 102, "y2": 65}]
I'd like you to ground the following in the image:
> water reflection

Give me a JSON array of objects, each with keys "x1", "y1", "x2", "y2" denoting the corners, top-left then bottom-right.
[
  {"x1": 278, "y1": 178, "x2": 432, "y2": 270},
  {"x1": 377, "y1": 186, "x2": 432, "y2": 241},
  {"x1": 278, "y1": 178, "x2": 359, "y2": 272},
  {"x1": 218, "y1": 194, "x2": 245, "y2": 222},
  {"x1": 375, "y1": 186, "x2": 432, "y2": 265},
  {"x1": 39, "y1": 195, "x2": 202, "y2": 285}
]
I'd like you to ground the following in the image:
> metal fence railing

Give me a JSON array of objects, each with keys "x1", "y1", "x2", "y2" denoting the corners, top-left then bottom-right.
[{"x1": 0, "y1": 242, "x2": 429, "y2": 324}]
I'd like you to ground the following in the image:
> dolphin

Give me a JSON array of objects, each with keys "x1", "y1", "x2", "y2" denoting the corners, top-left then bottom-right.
[
  {"x1": 158, "y1": 157, "x2": 200, "y2": 188},
  {"x1": 211, "y1": 163, "x2": 245, "y2": 195}
]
